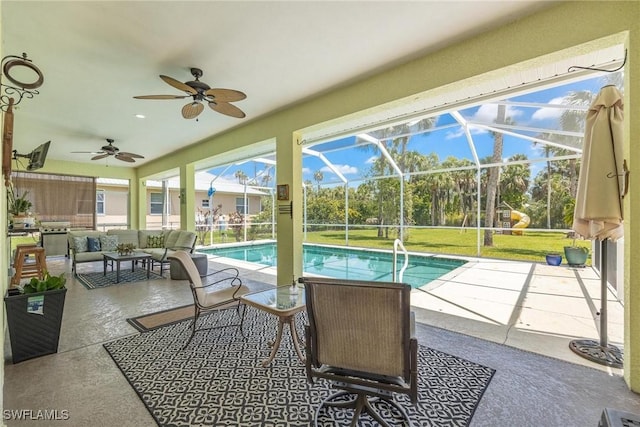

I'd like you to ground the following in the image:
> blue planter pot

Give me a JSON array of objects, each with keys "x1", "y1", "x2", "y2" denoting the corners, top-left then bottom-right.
[{"x1": 546, "y1": 254, "x2": 562, "y2": 266}]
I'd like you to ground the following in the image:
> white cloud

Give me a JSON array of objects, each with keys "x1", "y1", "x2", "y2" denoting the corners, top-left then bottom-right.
[
  {"x1": 445, "y1": 125, "x2": 488, "y2": 140},
  {"x1": 469, "y1": 104, "x2": 524, "y2": 122},
  {"x1": 365, "y1": 156, "x2": 378, "y2": 164},
  {"x1": 320, "y1": 164, "x2": 358, "y2": 175},
  {"x1": 531, "y1": 96, "x2": 565, "y2": 121}
]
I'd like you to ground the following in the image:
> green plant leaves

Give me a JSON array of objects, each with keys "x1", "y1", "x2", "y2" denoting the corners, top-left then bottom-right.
[{"x1": 20, "y1": 271, "x2": 66, "y2": 294}]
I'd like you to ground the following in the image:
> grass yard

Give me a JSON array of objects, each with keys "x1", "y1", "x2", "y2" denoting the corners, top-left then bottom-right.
[{"x1": 303, "y1": 228, "x2": 591, "y2": 265}]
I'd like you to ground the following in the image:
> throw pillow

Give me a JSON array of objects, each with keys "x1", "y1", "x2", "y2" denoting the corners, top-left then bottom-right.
[
  {"x1": 99, "y1": 235, "x2": 119, "y2": 252},
  {"x1": 87, "y1": 237, "x2": 101, "y2": 252},
  {"x1": 147, "y1": 234, "x2": 164, "y2": 249},
  {"x1": 72, "y1": 236, "x2": 89, "y2": 253}
]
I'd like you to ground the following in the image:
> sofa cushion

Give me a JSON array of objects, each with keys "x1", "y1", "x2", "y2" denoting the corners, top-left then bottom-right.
[
  {"x1": 164, "y1": 230, "x2": 180, "y2": 249},
  {"x1": 100, "y1": 235, "x2": 119, "y2": 251},
  {"x1": 75, "y1": 251, "x2": 105, "y2": 262},
  {"x1": 73, "y1": 236, "x2": 89, "y2": 253},
  {"x1": 107, "y1": 229, "x2": 139, "y2": 247},
  {"x1": 87, "y1": 237, "x2": 101, "y2": 252},
  {"x1": 172, "y1": 231, "x2": 196, "y2": 250},
  {"x1": 142, "y1": 248, "x2": 167, "y2": 261}
]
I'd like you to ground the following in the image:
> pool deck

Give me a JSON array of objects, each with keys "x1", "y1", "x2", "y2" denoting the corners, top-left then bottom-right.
[
  {"x1": 207, "y1": 248, "x2": 624, "y2": 374},
  {"x1": 410, "y1": 256, "x2": 623, "y2": 374}
]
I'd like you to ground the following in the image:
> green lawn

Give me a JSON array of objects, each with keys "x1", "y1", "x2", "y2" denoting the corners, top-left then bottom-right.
[{"x1": 302, "y1": 228, "x2": 591, "y2": 264}]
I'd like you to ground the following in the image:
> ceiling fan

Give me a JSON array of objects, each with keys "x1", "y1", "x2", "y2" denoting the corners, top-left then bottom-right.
[
  {"x1": 72, "y1": 139, "x2": 144, "y2": 163},
  {"x1": 133, "y1": 67, "x2": 247, "y2": 120}
]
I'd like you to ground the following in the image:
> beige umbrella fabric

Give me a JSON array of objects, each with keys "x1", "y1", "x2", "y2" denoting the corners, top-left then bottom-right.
[
  {"x1": 569, "y1": 84, "x2": 626, "y2": 368},
  {"x1": 572, "y1": 85, "x2": 626, "y2": 242}
]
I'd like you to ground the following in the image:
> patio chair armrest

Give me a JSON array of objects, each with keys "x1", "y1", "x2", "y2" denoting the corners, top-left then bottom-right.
[{"x1": 192, "y1": 267, "x2": 242, "y2": 292}]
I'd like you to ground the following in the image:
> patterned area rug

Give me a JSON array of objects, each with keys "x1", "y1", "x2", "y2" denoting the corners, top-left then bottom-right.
[
  {"x1": 104, "y1": 307, "x2": 495, "y2": 426},
  {"x1": 77, "y1": 268, "x2": 163, "y2": 289}
]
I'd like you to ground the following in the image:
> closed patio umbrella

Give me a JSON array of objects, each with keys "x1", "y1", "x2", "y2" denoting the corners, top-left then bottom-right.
[{"x1": 569, "y1": 85, "x2": 627, "y2": 368}]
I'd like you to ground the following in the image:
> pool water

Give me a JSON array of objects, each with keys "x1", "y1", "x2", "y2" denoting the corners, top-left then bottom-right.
[{"x1": 199, "y1": 243, "x2": 466, "y2": 288}]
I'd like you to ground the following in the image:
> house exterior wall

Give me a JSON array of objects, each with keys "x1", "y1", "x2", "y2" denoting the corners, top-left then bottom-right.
[{"x1": 95, "y1": 184, "x2": 264, "y2": 230}]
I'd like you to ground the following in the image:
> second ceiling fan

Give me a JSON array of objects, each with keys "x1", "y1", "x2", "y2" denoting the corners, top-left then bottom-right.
[
  {"x1": 73, "y1": 139, "x2": 144, "y2": 163},
  {"x1": 134, "y1": 68, "x2": 247, "y2": 120}
]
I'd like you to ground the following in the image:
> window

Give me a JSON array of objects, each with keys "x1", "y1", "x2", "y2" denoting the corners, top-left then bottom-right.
[
  {"x1": 201, "y1": 199, "x2": 210, "y2": 208},
  {"x1": 235, "y1": 197, "x2": 246, "y2": 215},
  {"x1": 150, "y1": 192, "x2": 163, "y2": 215},
  {"x1": 96, "y1": 190, "x2": 105, "y2": 215}
]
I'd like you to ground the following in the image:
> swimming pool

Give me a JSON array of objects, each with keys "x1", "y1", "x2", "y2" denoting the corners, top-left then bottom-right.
[{"x1": 199, "y1": 243, "x2": 467, "y2": 288}]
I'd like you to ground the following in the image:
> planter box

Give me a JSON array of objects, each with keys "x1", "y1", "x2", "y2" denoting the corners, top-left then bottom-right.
[{"x1": 4, "y1": 288, "x2": 67, "y2": 363}]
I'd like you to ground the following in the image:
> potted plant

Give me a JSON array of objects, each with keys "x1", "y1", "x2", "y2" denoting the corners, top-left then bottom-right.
[
  {"x1": 4, "y1": 272, "x2": 67, "y2": 363},
  {"x1": 564, "y1": 242, "x2": 589, "y2": 267},
  {"x1": 7, "y1": 186, "x2": 35, "y2": 229},
  {"x1": 545, "y1": 253, "x2": 563, "y2": 266}
]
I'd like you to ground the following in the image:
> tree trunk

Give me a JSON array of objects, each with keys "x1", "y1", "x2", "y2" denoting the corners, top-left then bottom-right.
[{"x1": 484, "y1": 105, "x2": 506, "y2": 247}]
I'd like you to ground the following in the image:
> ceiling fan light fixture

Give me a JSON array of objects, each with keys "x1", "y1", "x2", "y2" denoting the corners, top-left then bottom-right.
[
  {"x1": 74, "y1": 139, "x2": 144, "y2": 163},
  {"x1": 135, "y1": 68, "x2": 246, "y2": 120}
]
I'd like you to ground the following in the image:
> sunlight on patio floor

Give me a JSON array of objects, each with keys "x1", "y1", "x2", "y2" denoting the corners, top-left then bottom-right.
[{"x1": 410, "y1": 257, "x2": 623, "y2": 374}]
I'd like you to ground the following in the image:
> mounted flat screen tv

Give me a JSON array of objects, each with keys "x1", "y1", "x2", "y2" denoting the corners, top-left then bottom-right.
[{"x1": 27, "y1": 140, "x2": 50, "y2": 171}]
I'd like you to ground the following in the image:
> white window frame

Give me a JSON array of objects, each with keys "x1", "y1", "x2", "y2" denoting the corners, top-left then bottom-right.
[
  {"x1": 96, "y1": 189, "x2": 105, "y2": 215},
  {"x1": 150, "y1": 192, "x2": 164, "y2": 215}
]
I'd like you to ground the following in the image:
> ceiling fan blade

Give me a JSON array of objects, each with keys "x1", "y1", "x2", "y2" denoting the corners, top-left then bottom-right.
[
  {"x1": 209, "y1": 101, "x2": 246, "y2": 118},
  {"x1": 119, "y1": 152, "x2": 144, "y2": 159},
  {"x1": 182, "y1": 102, "x2": 204, "y2": 119},
  {"x1": 115, "y1": 154, "x2": 136, "y2": 163},
  {"x1": 160, "y1": 75, "x2": 197, "y2": 95},
  {"x1": 72, "y1": 151, "x2": 103, "y2": 154},
  {"x1": 204, "y1": 88, "x2": 247, "y2": 102},
  {"x1": 91, "y1": 153, "x2": 110, "y2": 160},
  {"x1": 134, "y1": 95, "x2": 189, "y2": 100}
]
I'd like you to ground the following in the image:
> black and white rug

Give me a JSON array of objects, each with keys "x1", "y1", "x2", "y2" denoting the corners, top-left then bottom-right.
[
  {"x1": 104, "y1": 307, "x2": 494, "y2": 426},
  {"x1": 77, "y1": 268, "x2": 163, "y2": 289}
]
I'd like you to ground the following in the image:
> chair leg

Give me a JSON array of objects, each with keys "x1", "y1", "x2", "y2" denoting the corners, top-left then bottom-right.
[
  {"x1": 237, "y1": 302, "x2": 247, "y2": 339},
  {"x1": 181, "y1": 306, "x2": 201, "y2": 350},
  {"x1": 181, "y1": 303, "x2": 247, "y2": 350},
  {"x1": 316, "y1": 390, "x2": 412, "y2": 427}
]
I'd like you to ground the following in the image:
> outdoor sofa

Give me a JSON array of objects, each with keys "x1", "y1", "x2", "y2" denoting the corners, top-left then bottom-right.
[{"x1": 67, "y1": 229, "x2": 197, "y2": 275}]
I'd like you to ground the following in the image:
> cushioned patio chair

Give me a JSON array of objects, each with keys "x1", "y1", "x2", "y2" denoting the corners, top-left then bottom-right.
[
  {"x1": 301, "y1": 276, "x2": 418, "y2": 427},
  {"x1": 167, "y1": 251, "x2": 249, "y2": 349}
]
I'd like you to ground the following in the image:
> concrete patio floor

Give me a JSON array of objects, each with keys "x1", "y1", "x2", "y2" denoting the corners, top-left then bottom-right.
[
  {"x1": 2, "y1": 254, "x2": 632, "y2": 426},
  {"x1": 410, "y1": 256, "x2": 624, "y2": 374}
]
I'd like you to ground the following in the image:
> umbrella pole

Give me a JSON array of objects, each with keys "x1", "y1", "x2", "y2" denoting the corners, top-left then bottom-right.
[{"x1": 569, "y1": 239, "x2": 623, "y2": 368}]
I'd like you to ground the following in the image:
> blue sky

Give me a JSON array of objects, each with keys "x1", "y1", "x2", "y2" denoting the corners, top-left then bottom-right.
[{"x1": 211, "y1": 73, "x2": 616, "y2": 187}]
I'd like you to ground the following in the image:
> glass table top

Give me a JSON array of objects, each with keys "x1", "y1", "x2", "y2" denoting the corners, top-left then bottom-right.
[{"x1": 241, "y1": 285, "x2": 306, "y2": 315}]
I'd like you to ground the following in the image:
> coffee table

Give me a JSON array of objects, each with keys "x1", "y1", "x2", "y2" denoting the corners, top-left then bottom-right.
[
  {"x1": 103, "y1": 252, "x2": 152, "y2": 283},
  {"x1": 240, "y1": 285, "x2": 306, "y2": 367}
]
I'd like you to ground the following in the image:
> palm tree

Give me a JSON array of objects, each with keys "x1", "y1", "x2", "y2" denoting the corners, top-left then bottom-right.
[
  {"x1": 234, "y1": 170, "x2": 248, "y2": 184},
  {"x1": 499, "y1": 154, "x2": 530, "y2": 209},
  {"x1": 361, "y1": 117, "x2": 438, "y2": 238},
  {"x1": 484, "y1": 104, "x2": 506, "y2": 247},
  {"x1": 313, "y1": 170, "x2": 324, "y2": 192}
]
